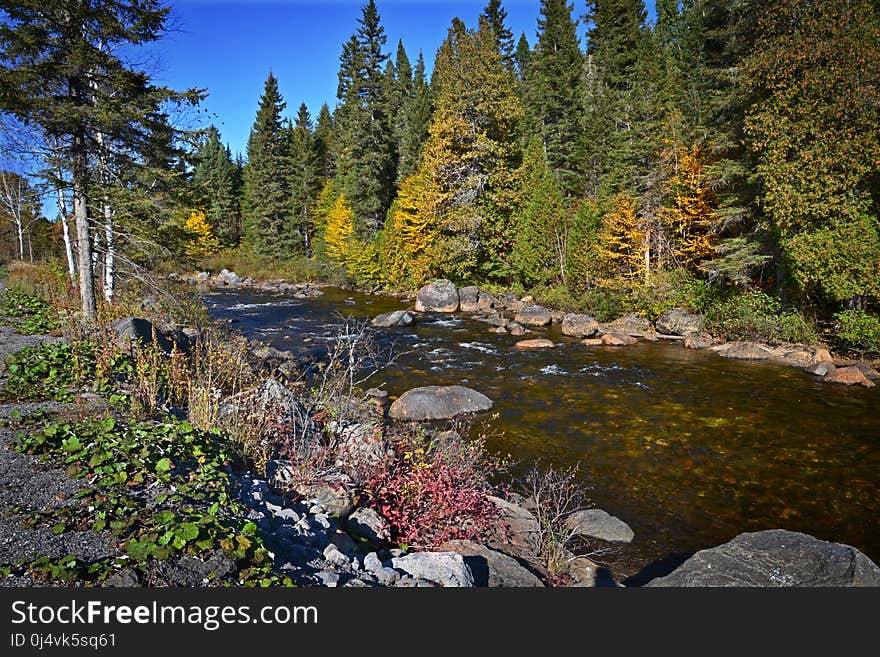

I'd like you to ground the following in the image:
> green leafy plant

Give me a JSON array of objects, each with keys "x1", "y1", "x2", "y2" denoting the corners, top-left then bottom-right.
[{"x1": 834, "y1": 309, "x2": 880, "y2": 355}]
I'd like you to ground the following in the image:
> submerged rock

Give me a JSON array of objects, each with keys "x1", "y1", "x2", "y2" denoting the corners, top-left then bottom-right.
[
  {"x1": 388, "y1": 385, "x2": 493, "y2": 421},
  {"x1": 514, "y1": 338, "x2": 555, "y2": 350},
  {"x1": 823, "y1": 365, "x2": 875, "y2": 388},
  {"x1": 371, "y1": 310, "x2": 415, "y2": 328},
  {"x1": 415, "y1": 279, "x2": 459, "y2": 313},
  {"x1": 601, "y1": 332, "x2": 638, "y2": 346},
  {"x1": 646, "y1": 530, "x2": 880, "y2": 587},
  {"x1": 561, "y1": 313, "x2": 600, "y2": 338}
]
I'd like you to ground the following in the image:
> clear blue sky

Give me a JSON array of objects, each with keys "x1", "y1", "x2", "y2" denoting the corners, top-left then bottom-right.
[{"x1": 149, "y1": 1, "x2": 656, "y2": 158}]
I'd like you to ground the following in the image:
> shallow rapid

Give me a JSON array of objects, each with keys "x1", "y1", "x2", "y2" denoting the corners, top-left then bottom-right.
[{"x1": 206, "y1": 286, "x2": 880, "y2": 582}]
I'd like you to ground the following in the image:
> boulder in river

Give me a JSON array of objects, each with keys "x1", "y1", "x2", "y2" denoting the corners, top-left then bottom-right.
[
  {"x1": 561, "y1": 313, "x2": 600, "y2": 338},
  {"x1": 565, "y1": 509, "x2": 634, "y2": 544},
  {"x1": 459, "y1": 286, "x2": 481, "y2": 313},
  {"x1": 507, "y1": 322, "x2": 526, "y2": 336},
  {"x1": 371, "y1": 310, "x2": 415, "y2": 328},
  {"x1": 715, "y1": 341, "x2": 773, "y2": 360},
  {"x1": 216, "y1": 268, "x2": 241, "y2": 286},
  {"x1": 388, "y1": 385, "x2": 493, "y2": 421},
  {"x1": 646, "y1": 529, "x2": 880, "y2": 587},
  {"x1": 823, "y1": 365, "x2": 875, "y2": 388},
  {"x1": 476, "y1": 291, "x2": 497, "y2": 312},
  {"x1": 514, "y1": 304, "x2": 552, "y2": 327},
  {"x1": 415, "y1": 279, "x2": 459, "y2": 313},
  {"x1": 602, "y1": 313, "x2": 653, "y2": 337},
  {"x1": 655, "y1": 309, "x2": 702, "y2": 336},
  {"x1": 514, "y1": 338, "x2": 555, "y2": 350}
]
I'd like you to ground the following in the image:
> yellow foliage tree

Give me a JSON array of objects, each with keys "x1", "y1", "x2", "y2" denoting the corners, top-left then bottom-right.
[
  {"x1": 323, "y1": 194, "x2": 354, "y2": 265},
  {"x1": 380, "y1": 171, "x2": 439, "y2": 288},
  {"x1": 184, "y1": 210, "x2": 221, "y2": 257},
  {"x1": 597, "y1": 194, "x2": 645, "y2": 287},
  {"x1": 659, "y1": 146, "x2": 717, "y2": 269}
]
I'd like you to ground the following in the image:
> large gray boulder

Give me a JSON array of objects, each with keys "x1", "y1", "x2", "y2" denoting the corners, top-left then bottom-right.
[
  {"x1": 371, "y1": 310, "x2": 415, "y2": 328},
  {"x1": 655, "y1": 309, "x2": 702, "y2": 336},
  {"x1": 346, "y1": 507, "x2": 390, "y2": 546},
  {"x1": 647, "y1": 530, "x2": 880, "y2": 587},
  {"x1": 216, "y1": 268, "x2": 241, "y2": 286},
  {"x1": 390, "y1": 552, "x2": 475, "y2": 587},
  {"x1": 485, "y1": 496, "x2": 541, "y2": 559},
  {"x1": 561, "y1": 313, "x2": 600, "y2": 338},
  {"x1": 415, "y1": 279, "x2": 459, "y2": 313},
  {"x1": 565, "y1": 509, "x2": 634, "y2": 544},
  {"x1": 112, "y1": 317, "x2": 174, "y2": 354},
  {"x1": 388, "y1": 385, "x2": 493, "y2": 421},
  {"x1": 514, "y1": 304, "x2": 552, "y2": 327},
  {"x1": 458, "y1": 286, "x2": 481, "y2": 313},
  {"x1": 439, "y1": 540, "x2": 544, "y2": 587}
]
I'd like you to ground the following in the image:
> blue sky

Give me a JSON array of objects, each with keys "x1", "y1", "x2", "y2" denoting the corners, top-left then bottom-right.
[{"x1": 149, "y1": 1, "x2": 655, "y2": 158}]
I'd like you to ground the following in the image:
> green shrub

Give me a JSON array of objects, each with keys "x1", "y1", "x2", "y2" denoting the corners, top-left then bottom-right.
[
  {"x1": 834, "y1": 309, "x2": 880, "y2": 354},
  {"x1": 704, "y1": 290, "x2": 817, "y2": 344},
  {"x1": 0, "y1": 289, "x2": 62, "y2": 334},
  {"x1": 632, "y1": 269, "x2": 717, "y2": 320}
]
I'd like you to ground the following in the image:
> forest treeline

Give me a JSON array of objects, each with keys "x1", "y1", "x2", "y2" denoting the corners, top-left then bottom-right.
[{"x1": 1, "y1": 1, "x2": 879, "y2": 349}]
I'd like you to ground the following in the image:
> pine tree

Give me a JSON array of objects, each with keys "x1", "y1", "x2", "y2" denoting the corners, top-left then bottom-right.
[
  {"x1": 288, "y1": 103, "x2": 320, "y2": 254},
  {"x1": 242, "y1": 72, "x2": 290, "y2": 255},
  {"x1": 192, "y1": 125, "x2": 241, "y2": 245},
  {"x1": 396, "y1": 52, "x2": 432, "y2": 183},
  {"x1": 480, "y1": 0, "x2": 515, "y2": 69},
  {"x1": 526, "y1": 0, "x2": 585, "y2": 197},
  {"x1": 334, "y1": 0, "x2": 396, "y2": 234}
]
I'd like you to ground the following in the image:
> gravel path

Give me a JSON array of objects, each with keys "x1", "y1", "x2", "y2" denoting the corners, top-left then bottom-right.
[{"x1": 0, "y1": 287, "x2": 113, "y2": 586}]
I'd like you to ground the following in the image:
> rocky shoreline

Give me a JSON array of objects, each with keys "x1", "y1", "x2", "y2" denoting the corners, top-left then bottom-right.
[{"x1": 184, "y1": 270, "x2": 879, "y2": 389}]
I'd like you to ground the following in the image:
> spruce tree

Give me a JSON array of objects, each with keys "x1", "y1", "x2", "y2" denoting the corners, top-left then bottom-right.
[
  {"x1": 480, "y1": 0, "x2": 515, "y2": 69},
  {"x1": 334, "y1": 0, "x2": 395, "y2": 234},
  {"x1": 288, "y1": 103, "x2": 320, "y2": 254},
  {"x1": 242, "y1": 72, "x2": 290, "y2": 255},
  {"x1": 396, "y1": 52, "x2": 432, "y2": 183},
  {"x1": 526, "y1": 0, "x2": 586, "y2": 197},
  {"x1": 514, "y1": 33, "x2": 532, "y2": 82},
  {"x1": 314, "y1": 103, "x2": 336, "y2": 180},
  {"x1": 192, "y1": 125, "x2": 241, "y2": 245}
]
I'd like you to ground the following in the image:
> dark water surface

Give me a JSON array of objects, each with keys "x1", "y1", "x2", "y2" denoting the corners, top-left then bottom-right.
[{"x1": 206, "y1": 286, "x2": 880, "y2": 581}]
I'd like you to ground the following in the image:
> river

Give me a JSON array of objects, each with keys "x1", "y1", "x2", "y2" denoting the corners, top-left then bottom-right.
[{"x1": 205, "y1": 285, "x2": 880, "y2": 583}]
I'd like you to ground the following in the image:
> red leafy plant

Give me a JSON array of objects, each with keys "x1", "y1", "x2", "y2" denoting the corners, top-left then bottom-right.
[{"x1": 365, "y1": 426, "x2": 504, "y2": 550}]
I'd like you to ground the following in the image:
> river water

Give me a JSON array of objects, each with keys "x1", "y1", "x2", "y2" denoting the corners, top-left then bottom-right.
[{"x1": 205, "y1": 285, "x2": 880, "y2": 582}]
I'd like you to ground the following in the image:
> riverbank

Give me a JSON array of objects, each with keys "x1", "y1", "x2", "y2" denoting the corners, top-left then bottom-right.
[
  {"x1": 182, "y1": 268, "x2": 880, "y2": 389},
  {"x1": 0, "y1": 274, "x2": 609, "y2": 587}
]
